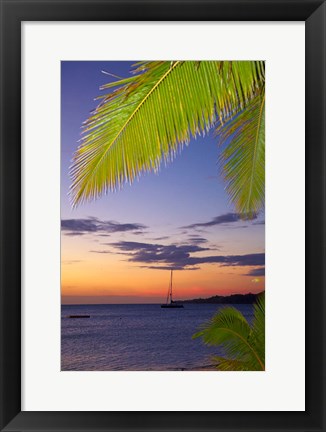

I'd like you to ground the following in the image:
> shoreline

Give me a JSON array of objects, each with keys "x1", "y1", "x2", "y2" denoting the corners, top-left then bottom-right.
[
  {"x1": 166, "y1": 365, "x2": 217, "y2": 371},
  {"x1": 61, "y1": 365, "x2": 218, "y2": 372}
]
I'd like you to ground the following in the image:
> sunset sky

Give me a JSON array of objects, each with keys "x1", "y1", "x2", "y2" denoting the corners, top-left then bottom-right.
[{"x1": 61, "y1": 61, "x2": 265, "y2": 304}]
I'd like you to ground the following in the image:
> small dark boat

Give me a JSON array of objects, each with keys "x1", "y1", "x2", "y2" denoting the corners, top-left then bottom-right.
[
  {"x1": 68, "y1": 315, "x2": 90, "y2": 319},
  {"x1": 161, "y1": 303, "x2": 184, "y2": 309},
  {"x1": 161, "y1": 270, "x2": 184, "y2": 309}
]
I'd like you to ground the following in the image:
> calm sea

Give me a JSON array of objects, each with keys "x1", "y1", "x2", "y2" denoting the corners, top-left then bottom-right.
[{"x1": 61, "y1": 303, "x2": 254, "y2": 371}]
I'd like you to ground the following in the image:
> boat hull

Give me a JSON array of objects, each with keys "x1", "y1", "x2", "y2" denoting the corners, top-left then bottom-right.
[{"x1": 161, "y1": 304, "x2": 184, "y2": 308}]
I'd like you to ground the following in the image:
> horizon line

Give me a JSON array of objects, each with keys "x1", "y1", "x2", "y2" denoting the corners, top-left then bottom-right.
[{"x1": 61, "y1": 290, "x2": 265, "y2": 305}]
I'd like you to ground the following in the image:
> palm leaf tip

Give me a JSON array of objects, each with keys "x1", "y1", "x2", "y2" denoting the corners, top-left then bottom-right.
[
  {"x1": 192, "y1": 330, "x2": 204, "y2": 340},
  {"x1": 211, "y1": 356, "x2": 252, "y2": 371}
]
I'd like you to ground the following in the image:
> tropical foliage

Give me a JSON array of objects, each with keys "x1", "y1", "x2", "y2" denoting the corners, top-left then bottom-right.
[
  {"x1": 70, "y1": 61, "x2": 265, "y2": 213},
  {"x1": 192, "y1": 294, "x2": 265, "y2": 371},
  {"x1": 217, "y1": 93, "x2": 265, "y2": 216}
]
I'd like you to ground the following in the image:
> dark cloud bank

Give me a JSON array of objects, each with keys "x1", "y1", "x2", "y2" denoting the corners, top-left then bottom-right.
[
  {"x1": 246, "y1": 267, "x2": 265, "y2": 276},
  {"x1": 182, "y1": 212, "x2": 258, "y2": 230},
  {"x1": 63, "y1": 214, "x2": 265, "y2": 276},
  {"x1": 92, "y1": 240, "x2": 265, "y2": 275},
  {"x1": 61, "y1": 217, "x2": 146, "y2": 236}
]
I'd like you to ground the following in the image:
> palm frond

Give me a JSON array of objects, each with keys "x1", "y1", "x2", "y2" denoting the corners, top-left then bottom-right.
[
  {"x1": 70, "y1": 61, "x2": 264, "y2": 205},
  {"x1": 193, "y1": 303, "x2": 265, "y2": 370},
  {"x1": 249, "y1": 293, "x2": 265, "y2": 365},
  {"x1": 211, "y1": 356, "x2": 253, "y2": 371},
  {"x1": 193, "y1": 305, "x2": 265, "y2": 371},
  {"x1": 216, "y1": 94, "x2": 265, "y2": 217}
]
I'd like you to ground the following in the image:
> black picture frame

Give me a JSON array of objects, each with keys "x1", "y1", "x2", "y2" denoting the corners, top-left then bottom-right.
[{"x1": 0, "y1": 1, "x2": 325, "y2": 431}]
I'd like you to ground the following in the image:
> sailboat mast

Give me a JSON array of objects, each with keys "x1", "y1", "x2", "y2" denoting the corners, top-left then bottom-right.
[{"x1": 161, "y1": 269, "x2": 183, "y2": 308}]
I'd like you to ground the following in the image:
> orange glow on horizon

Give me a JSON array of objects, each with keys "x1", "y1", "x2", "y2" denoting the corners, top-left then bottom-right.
[{"x1": 61, "y1": 255, "x2": 265, "y2": 303}]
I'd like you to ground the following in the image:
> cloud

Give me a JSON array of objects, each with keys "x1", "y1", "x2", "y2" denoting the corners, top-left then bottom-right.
[
  {"x1": 105, "y1": 240, "x2": 264, "y2": 271},
  {"x1": 183, "y1": 253, "x2": 265, "y2": 267},
  {"x1": 61, "y1": 217, "x2": 147, "y2": 236},
  {"x1": 111, "y1": 241, "x2": 209, "y2": 256},
  {"x1": 183, "y1": 212, "x2": 257, "y2": 229},
  {"x1": 187, "y1": 235, "x2": 209, "y2": 245},
  {"x1": 245, "y1": 267, "x2": 265, "y2": 276},
  {"x1": 62, "y1": 260, "x2": 83, "y2": 265},
  {"x1": 139, "y1": 265, "x2": 201, "y2": 271}
]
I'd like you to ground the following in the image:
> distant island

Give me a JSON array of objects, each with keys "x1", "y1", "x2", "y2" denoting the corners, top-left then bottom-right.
[{"x1": 175, "y1": 291, "x2": 264, "y2": 304}]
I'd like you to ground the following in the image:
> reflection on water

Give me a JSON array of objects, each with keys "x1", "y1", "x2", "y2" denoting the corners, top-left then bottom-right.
[{"x1": 61, "y1": 303, "x2": 254, "y2": 371}]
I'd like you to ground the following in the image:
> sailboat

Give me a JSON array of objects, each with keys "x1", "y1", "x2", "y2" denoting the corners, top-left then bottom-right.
[{"x1": 161, "y1": 270, "x2": 184, "y2": 308}]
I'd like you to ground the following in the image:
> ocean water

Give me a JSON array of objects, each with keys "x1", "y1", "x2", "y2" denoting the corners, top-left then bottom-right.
[{"x1": 61, "y1": 303, "x2": 254, "y2": 371}]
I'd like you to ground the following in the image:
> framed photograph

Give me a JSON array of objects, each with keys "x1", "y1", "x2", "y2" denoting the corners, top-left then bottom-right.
[{"x1": 0, "y1": 0, "x2": 325, "y2": 431}]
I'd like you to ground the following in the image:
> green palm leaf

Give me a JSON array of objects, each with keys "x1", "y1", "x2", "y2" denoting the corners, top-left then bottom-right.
[
  {"x1": 217, "y1": 94, "x2": 265, "y2": 216},
  {"x1": 250, "y1": 293, "x2": 265, "y2": 365},
  {"x1": 70, "y1": 61, "x2": 264, "y2": 205},
  {"x1": 210, "y1": 356, "x2": 253, "y2": 371},
  {"x1": 193, "y1": 294, "x2": 265, "y2": 371}
]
